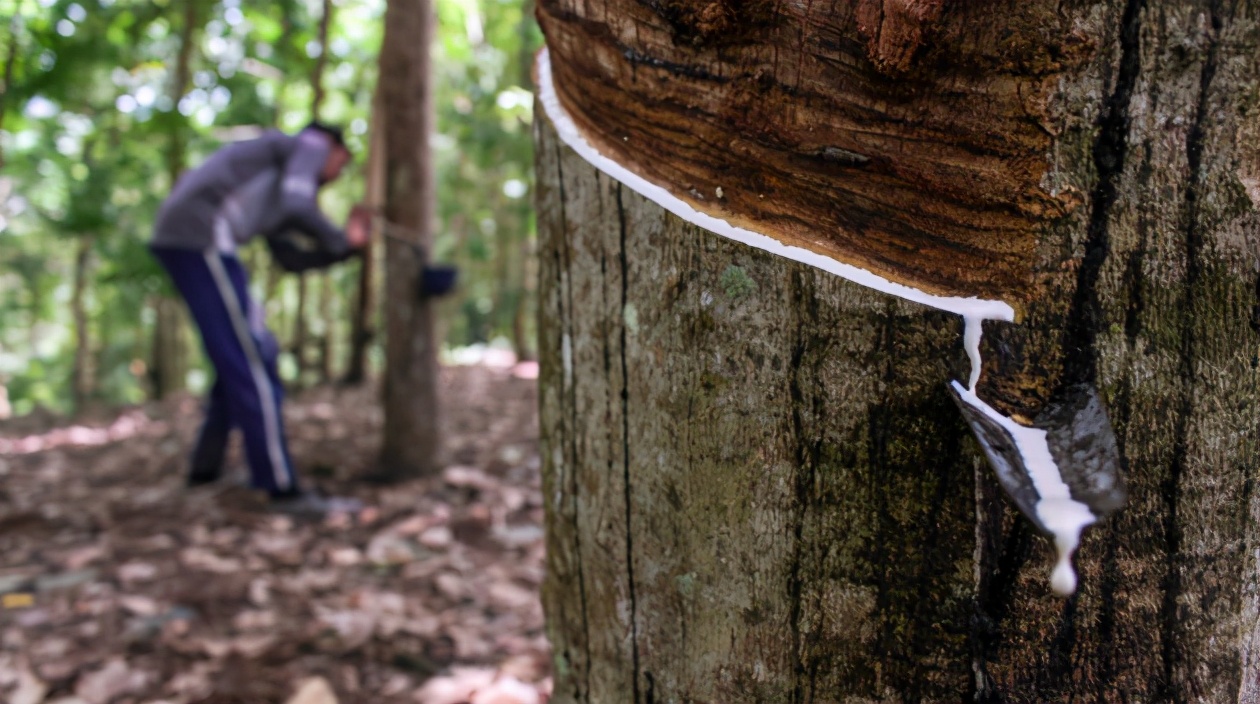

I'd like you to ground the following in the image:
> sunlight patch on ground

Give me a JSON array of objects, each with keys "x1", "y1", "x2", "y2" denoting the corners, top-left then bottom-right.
[{"x1": 0, "y1": 410, "x2": 160, "y2": 455}]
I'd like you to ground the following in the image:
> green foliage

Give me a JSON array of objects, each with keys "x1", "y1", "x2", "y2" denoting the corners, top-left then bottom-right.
[{"x1": 0, "y1": 0, "x2": 541, "y2": 415}]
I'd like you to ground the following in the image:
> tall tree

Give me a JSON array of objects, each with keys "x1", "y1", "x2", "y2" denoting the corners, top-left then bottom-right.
[
  {"x1": 344, "y1": 87, "x2": 386, "y2": 385},
  {"x1": 0, "y1": 2, "x2": 22, "y2": 170},
  {"x1": 149, "y1": 0, "x2": 200, "y2": 400},
  {"x1": 376, "y1": 0, "x2": 441, "y2": 477},
  {"x1": 291, "y1": 0, "x2": 334, "y2": 386},
  {"x1": 70, "y1": 234, "x2": 93, "y2": 408},
  {"x1": 536, "y1": 0, "x2": 1260, "y2": 701}
]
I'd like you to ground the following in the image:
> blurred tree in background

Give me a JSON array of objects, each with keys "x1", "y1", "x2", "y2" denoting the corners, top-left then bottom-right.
[{"x1": 0, "y1": 0, "x2": 542, "y2": 417}]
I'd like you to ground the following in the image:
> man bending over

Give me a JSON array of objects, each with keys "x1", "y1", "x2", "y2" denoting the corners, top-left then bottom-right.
[{"x1": 149, "y1": 122, "x2": 370, "y2": 514}]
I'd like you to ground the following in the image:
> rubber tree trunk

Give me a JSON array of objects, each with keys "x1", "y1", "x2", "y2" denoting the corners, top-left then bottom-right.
[
  {"x1": 71, "y1": 235, "x2": 94, "y2": 411},
  {"x1": 344, "y1": 90, "x2": 386, "y2": 385},
  {"x1": 150, "y1": 0, "x2": 199, "y2": 400},
  {"x1": 291, "y1": 0, "x2": 335, "y2": 387},
  {"x1": 377, "y1": 0, "x2": 442, "y2": 478},
  {"x1": 0, "y1": 6, "x2": 23, "y2": 171},
  {"x1": 535, "y1": 0, "x2": 1260, "y2": 700}
]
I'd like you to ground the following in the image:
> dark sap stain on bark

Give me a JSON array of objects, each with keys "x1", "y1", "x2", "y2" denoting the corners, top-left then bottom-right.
[
  {"x1": 537, "y1": 0, "x2": 1086, "y2": 301},
  {"x1": 972, "y1": 509, "x2": 1035, "y2": 661},
  {"x1": 1062, "y1": 0, "x2": 1145, "y2": 387},
  {"x1": 1251, "y1": 272, "x2": 1260, "y2": 335},
  {"x1": 1160, "y1": 2, "x2": 1223, "y2": 699},
  {"x1": 615, "y1": 187, "x2": 644, "y2": 704},
  {"x1": 787, "y1": 268, "x2": 822, "y2": 704}
]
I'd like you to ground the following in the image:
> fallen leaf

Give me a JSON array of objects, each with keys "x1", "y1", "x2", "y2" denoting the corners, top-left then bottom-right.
[
  {"x1": 35, "y1": 570, "x2": 98, "y2": 592},
  {"x1": 75, "y1": 658, "x2": 149, "y2": 704},
  {"x1": 116, "y1": 562, "x2": 158, "y2": 584},
  {"x1": 11, "y1": 667, "x2": 49, "y2": 704},
  {"x1": 3, "y1": 592, "x2": 34, "y2": 609},
  {"x1": 317, "y1": 609, "x2": 375, "y2": 649},
  {"x1": 248, "y1": 577, "x2": 271, "y2": 606},
  {"x1": 327, "y1": 547, "x2": 362, "y2": 566},
  {"x1": 285, "y1": 676, "x2": 338, "y2": 704},
  {"x1": 418, "y1": 525, "x2": 453, "y2": 549},
  {"x1": 61, "y1": 545, "x2": 106, "y2": 571},
  {"x1": 118, "y1": 595, "x2": 160, "y2": 617},
  {"x1": 366, "y1": 533, "x2": 417, "y2": 565},
  {"x1": 232, "y1": 609, "x2": 277, "y2": 631},
  {"x1": 414, "y1": 667, "x2": 496, "y2": 704},
  {"x1": 470, "y1": 675, "x2": 541, "y2": 704},
  {"x1": 179, "y1": 547, "x2": 242, "y2": 574},
  {"x1": 443, "y1": 466, "x2": 498, "y2": 492}
]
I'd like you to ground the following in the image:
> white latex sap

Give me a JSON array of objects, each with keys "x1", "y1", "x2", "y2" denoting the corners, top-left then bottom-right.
[{"x1": 537, "y1": 47, "x2": 1094, "y2": 596}]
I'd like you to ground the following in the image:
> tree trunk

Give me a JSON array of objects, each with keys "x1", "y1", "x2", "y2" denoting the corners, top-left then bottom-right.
[
  {"x1": 376, "y1": 0, "x2": 442, "y2": 477},
  {"x1": 315, "y1": 0, "x2": 335, "y2": 385},
  {"x1": 71, "y1": 236, "x2": 94, "y2": 410},
  {"x1": 149, "y1": 297, "x2": 189, "y2": 401},
  {"x1": 536, "y1": 1, "x2": 1260, "y2": 701},
  {"x1": 150, "y1": 0, "x2": 199, "y2": 400},
  {"x1": 344, "y1": 92, "x2": 387, "y2": 385},
  {"x1": 0, "y1": 3, "x2": 23, "y2": 171},
  {"x1": 318, "y1": 275, "x2": 335, "y2": 383},
  {"x1": 291, "y1": 0, "x2": 335, "y2": 387},
  {"x1": 510, "y1": 237, "x2": 535, "y2": 362},
  {"x1": 292, "y1": 272, "x2": 310, "y2": 385}
]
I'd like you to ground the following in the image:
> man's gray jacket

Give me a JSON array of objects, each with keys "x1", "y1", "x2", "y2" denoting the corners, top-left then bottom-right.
[{"x1": 151, "y1": 128, "x2": 348, "y2": 256}]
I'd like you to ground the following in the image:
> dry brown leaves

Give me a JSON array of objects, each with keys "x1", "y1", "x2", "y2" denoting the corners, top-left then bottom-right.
[{"x1": 0, "y1": 365, "x2": 549, "y2": 704}]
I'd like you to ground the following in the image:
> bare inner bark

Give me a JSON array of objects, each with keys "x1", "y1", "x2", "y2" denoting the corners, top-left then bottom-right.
[{"x1": 537, "y1": 0, "x2": 1085, "y2": 302}]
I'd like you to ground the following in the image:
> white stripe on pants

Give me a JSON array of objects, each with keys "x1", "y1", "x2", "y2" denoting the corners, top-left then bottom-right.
[{"x1": 202, "y1": 248, "x2": 292, "y2": 491}]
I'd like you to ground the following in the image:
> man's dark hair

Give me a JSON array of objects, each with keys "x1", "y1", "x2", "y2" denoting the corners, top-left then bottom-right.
[{"x1": 303, "y1": 121, "x2": 347, "y2": 149}]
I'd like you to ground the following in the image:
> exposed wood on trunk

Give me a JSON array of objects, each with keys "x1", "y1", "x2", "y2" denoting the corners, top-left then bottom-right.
[
  {"x1": 536, "y1": 0, "x2": 1088, "y2": 303},
  {"x1": 377, "y1": 0, "x2": 442, "y2": 478},
  {"x1": 536, "y1": 0, "x2": 1260, "y2": 699}
]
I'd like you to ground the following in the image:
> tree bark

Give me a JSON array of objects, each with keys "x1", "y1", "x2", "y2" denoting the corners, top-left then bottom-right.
[
  {"x1": 149, "y1": 297, "x2": 189, "y2": 401},
  {"x1": 0, "y1": 2, "x2": 23, "y2": 171},
  {"x1": 536, "y1": 1, "x2": 1260, "y2": 701},
  {"x1": 70, "y1": 235, "x2": 94, "y2": 411},
  {"x1": 510, "y1": 236, "x2": 535, "y2": 362},
  {"x1": 292, "y1": 0, "x2": 335, "y2": 387},
  {"x1": 150, "y1": 0, "x2": 199, "y2": 400},
  {"x1": 344, "y1": 91, "x2": 387, "y2": 385},
  {"x1": 376, "y1": 0, "x2": 442, "y2": 477},
  {"x1": 293, "y1": 270, "x2": 310, "y2": 384},
  {"x1": 318, "y1": 275, "x2": 336, "y2": 383}
]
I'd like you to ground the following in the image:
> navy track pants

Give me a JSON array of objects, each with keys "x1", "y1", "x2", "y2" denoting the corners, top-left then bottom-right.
[{"x1": 151, "y1": 246, "x2": 297, "y2": 495}]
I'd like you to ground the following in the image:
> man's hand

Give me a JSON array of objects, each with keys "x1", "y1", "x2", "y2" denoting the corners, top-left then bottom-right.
[{"x1": 346, "y1": 204, "x2": 374, "y2": 248}]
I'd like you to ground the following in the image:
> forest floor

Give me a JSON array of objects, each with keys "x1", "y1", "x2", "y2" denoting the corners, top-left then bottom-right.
[{"x1": 0, "y1": 362, "x2": 550, "y2": 704}]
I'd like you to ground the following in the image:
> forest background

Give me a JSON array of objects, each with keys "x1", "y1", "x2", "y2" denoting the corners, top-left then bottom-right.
[{"x1": 0, "y1": 0, "x2": 542, "y2": 417}]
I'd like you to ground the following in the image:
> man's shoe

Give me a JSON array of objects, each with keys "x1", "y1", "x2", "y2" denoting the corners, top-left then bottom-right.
[
  {"x1": 269, "y1": 490, "x2": 364, "y2": 517},
  {"x1": 187, "y1": 472, "x2": 222, "y2": 488}
]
